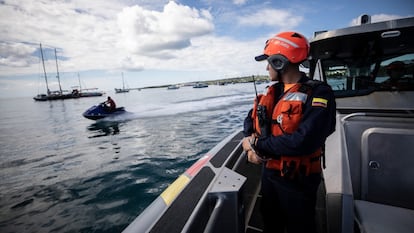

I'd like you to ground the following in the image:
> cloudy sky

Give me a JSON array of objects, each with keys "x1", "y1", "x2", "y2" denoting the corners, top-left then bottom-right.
[{"x1": 0, "y1": 0, "x2": 413, "y2": 98}]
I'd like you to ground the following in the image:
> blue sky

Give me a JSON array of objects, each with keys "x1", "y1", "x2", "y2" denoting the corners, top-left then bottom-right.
[{"x1": 0, "y1": 0, "x2": 413, "y2": 98}]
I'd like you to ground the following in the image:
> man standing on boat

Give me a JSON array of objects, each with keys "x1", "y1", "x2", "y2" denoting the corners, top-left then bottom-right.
[
  {"x1": 105, "y1": 96, "x2": 116, "y2": 112},
  {"x1": 242, "y1": 31, "x2": 336, "y2": 233}
]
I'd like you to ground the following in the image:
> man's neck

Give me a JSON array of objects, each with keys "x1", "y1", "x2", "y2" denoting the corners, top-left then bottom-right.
[{"x1": 282, "y1": 69, "x2": 302, "y2": 84}]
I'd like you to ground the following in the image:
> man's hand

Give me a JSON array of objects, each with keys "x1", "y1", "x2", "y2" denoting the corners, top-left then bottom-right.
[
  {"x1": 242, "y1": 136, "x2": 253, "y2": 152},
  {"x1": 247, "y1": 150, "x2": 262, "y2": 164},
  {"x1": 242, "y1": 136, "x2": 262, "y2": 164}
]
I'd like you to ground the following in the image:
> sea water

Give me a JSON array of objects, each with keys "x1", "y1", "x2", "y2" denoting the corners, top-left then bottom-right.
[{"x1": 0, "y1": 83, "x2": 262, "y2": 233}]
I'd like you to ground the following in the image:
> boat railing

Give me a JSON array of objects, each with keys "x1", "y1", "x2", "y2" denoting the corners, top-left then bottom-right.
[{"x1": 122, "y1": 130, "x2": 260, "y2": 233}]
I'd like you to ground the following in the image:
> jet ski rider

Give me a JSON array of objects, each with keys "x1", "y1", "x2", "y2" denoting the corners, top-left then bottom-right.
[{"x1": 104, "y1": 96, "x2": 116, "y2": 112}]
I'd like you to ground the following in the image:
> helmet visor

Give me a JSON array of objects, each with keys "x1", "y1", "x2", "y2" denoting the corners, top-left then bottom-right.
[{"x1": 255, "y1": 54, "x2": 268, "y2": 61}]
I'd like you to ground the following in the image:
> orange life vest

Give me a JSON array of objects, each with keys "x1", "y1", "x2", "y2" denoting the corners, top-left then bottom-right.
[{"x1": 252, "y1": 83, "x2": 322, "y2": 178}]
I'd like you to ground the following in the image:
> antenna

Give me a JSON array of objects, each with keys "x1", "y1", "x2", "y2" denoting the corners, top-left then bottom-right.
[{"x1": 252, "y1": 75, "x2": 259, "y2": 98}]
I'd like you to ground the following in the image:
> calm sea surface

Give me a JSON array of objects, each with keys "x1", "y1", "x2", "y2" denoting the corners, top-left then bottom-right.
[{"x1": 0, "y1": 83, "x2": 265, "y2": 233}]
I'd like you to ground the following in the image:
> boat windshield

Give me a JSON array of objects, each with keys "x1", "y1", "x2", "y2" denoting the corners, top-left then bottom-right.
[{"x1": 321, "y1": 53, "x2": 414, "y2": 97}]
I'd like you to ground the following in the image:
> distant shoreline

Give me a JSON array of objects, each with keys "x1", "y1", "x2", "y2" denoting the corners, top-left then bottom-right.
[{"x1": 138, "y1": 75, "x2": 269, "y2": 90}]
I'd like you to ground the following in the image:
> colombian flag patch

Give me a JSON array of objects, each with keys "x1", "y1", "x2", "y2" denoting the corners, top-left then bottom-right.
[{"x1": 312, "y1": 98, "x2": 328, "y2": 108}]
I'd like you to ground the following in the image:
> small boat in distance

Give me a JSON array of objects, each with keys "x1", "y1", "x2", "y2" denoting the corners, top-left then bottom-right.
[
  {"x1": 82, "y1": 102, "x2": 126, "y2": 120},
  {"x1": 33, "y1": 94, "x2": 48, "y2": 101},
  {"x1": 79, "y1": 88, "x2": 104, "y2": 97},
  {"x1": 193, "y1": 82, "x2": 208, "y2": 88},
  {"x1": 115, "y1": 72, "x2": 129, "y2": 93},
  {"x1": 167, "y1": 84, "x2": 180, "y2": 90},
  {"x1": 114, "y1": 88, "x2": 129, "y2": 93},
  {"x1": 75, "y1": 73, "x2": 104, "y2": 97}
]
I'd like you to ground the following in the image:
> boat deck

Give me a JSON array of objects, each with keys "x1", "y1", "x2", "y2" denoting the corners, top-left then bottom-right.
[{"x1": 123, "y1": 16, "x2": 414, "y2": 233}]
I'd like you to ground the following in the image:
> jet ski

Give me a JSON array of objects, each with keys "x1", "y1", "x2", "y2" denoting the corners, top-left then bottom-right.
[{"x1": 82, "y1": 102, "x2": 126, "y2": 120}]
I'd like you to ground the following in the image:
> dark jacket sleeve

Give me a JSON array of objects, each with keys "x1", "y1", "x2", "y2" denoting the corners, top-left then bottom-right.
[
  {"x1": 256, "y1": 84, "x2": 336, "y2": 157},
  {"x1": 243, "y1": 109, "x2": 254, "y2": 137}
]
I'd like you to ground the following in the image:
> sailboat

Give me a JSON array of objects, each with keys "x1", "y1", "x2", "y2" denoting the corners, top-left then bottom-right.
[
  {"x1": 75, "y1": 73, "x2": 104, "y2": 97},
  {"x1": 33, "y1": 44, "x2": 79, "y2": 101},
  {"x1": 33, "y1": 43, "x2": 51, "y2": 101},
  {"x1": 114, "y1": 72, "x2": 129, "y2": 93}
]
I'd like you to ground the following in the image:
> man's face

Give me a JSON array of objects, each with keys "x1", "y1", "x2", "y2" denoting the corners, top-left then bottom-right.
[{"x1": 267, "y1": 63, "x2": 279, "y2": 81}]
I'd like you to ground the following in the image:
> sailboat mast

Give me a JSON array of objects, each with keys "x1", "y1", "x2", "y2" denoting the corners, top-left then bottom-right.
[
  {"x1": 122, "y1": 72, "x2": 125, "y2": 89},
  {"x1": 78, "y1": 73, "x2": 82, "y2": 90},
  {"x1": 54, "y1": 48, "x2": 63, "y2": 94},
  {"x1": 39, "y1": 43, "x2": 50, "y2": 95}
]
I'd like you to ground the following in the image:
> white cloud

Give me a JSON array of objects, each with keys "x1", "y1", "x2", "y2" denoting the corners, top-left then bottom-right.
[
  {"x1": 233, "y1": 0, "x2": 248, "y2": 5},
  {"x1": 238, "y1": 8, "x2": 303, "y2": 29},
  {"x1": 119, "y1": 56, "x2": 145, "y2": 71},
  {"x1": 0, "y1": 0, "x2": 411, "y2": 98},
  {"x1": 117, "y1": 1, "x2": 214, "y2": 56},
  {"x1": 0, "y1": 0, "x2": 126, "y2": 75},
  {"x1": 0, "y1": 0, "x2": 267, "y2": 93},
  {"x1": 0, "y1": 42, "x2": 37, "y2": 67},
  {"x1": 160, "y1": 35, "x2": 266, "y2": 77}
]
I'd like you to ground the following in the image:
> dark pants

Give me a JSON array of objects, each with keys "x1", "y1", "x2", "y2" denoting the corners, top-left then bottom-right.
[{"x1": 260, "y1": 167, "x2": 321, "y2": 233}]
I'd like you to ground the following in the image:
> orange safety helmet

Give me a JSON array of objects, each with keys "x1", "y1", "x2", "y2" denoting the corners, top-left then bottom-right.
[{"x1": 255, "y1": 31, "x2": 309, "y2": 64}]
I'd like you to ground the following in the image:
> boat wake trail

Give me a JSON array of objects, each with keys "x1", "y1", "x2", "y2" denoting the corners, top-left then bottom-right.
[{"x1": 100, "y1": 92, "x2": 254, "y2": 122}]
